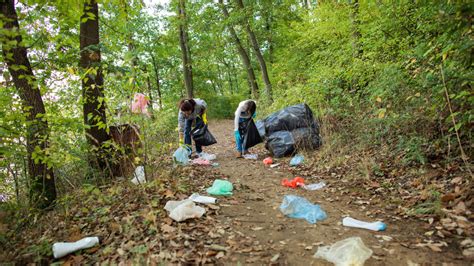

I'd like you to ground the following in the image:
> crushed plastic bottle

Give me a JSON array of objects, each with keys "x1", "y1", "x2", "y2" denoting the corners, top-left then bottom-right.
[
  {"x1": 188, "y1": 193, "x2": 217, "y2": 204},
  {"x1": 243, "y1": 154, "x2": 258, "y2": 160},
  {"x1": 164, "y1": 199, "x2": 206, "y2": 222},
  {"x1": 279, "y1": 195, "x2": 327, "y2": 224},
  {"x1": 206, "y1": 179, "x2": 233, "y2": 196},
  {"x1": 290, "y1": 154, "x2": 304, "y2": 166},
  {"x1": 303, "y1": 181, "x2": 326, "y2": 191},
  {"x1": 314, "y1": 237, "x2": 372, "y2": 266},
  {"x1": 131, "y1": 165, "x2": 146, "y2": 184},
  {"x1": 342, "y1": 217, "x2": 387, "y2": 231}
]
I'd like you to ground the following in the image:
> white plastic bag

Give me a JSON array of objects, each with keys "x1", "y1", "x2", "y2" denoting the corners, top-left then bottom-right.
[
  {"x1": 52, "y1": 237, "x2": 99, "y2": 259},
  {"x1": 314, "y1": 237, "x2": 372, "y2": 266},
  {"x1": 131, "y1": 166, "x2": 146, "y2": 184},
  {"x1": 342, "y1": 217, "x2": 387, "y2": 231},
  {"x1": 164, "y1": 199, "x2": 205, "y2": 222},
  {"x1": 173, "y1": 146, "x2": 191, "y2": 165},
  {"x1": 199, "y1": 152, "x2": 216, "y2": 161}
]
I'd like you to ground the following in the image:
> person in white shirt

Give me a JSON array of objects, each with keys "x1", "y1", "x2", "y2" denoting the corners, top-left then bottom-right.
[
  {"x1": 178, "y1": 98, "x2": 208, "y2": 156},
  {"x1": 234, "y1": 100, "x2": 257, "y2": 158}
]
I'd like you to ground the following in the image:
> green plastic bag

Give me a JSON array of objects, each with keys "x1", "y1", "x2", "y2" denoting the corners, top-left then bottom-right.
[{"x1": 206, "y1": 179, "x2": 233, "y2": 196}]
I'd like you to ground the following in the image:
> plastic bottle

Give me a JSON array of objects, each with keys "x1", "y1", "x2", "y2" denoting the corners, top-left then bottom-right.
[
  {"x1": 52, "y1": 237, "x2": 99, "y2": 259},
  {"x1": 342, "y1": 217, "x2": 387, "y2": 231}
]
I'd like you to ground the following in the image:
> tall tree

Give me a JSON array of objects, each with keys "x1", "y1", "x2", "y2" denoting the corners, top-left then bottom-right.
[
  {"x1": 235, "y1": 0, "x2": 273, "y2": 102},
  {"x1": 178, "y1": 0, "x2": 194, "y2": 98},
  {"x1": 0, "y1": 0, "x2": 56, "y2": 208},
  {"x1": 80, "y1": 0, "x2": 112, "y2": 175},
  {"x1": 219, "y1": 0, "x2": 259, "y2": 99}
]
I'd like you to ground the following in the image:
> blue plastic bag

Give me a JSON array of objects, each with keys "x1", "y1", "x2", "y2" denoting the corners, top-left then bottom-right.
[
  {"x1": 173, "y1": 145, "x2": 191, "y2": 165},
  {"x1": 279, "y1": 195, "x2": 327, "y2": 224},
  {"x1": 290, "y1": 154, "x2": 304, "y2": 166}
]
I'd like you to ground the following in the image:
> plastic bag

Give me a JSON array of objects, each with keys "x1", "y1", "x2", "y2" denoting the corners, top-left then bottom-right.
[
  {"x1": 131, "y1": 93, "x2": 149, "y2": 116},
  {"x1": 263, "y1": 157, "x2": 273, "y2": 165},
  {"x1": 265, "y1": 131, "x2": 295, "y2": 157},
  {"x1": 279, "y1": 195, "x2": 327, "y2": 224},
  {"x1": 199, "y1": 152, "x2": 216, "y2": 161},
  {"x1": 188, "y1": 193, "x2": 217, "y2": 204},
  {"x1": 191, "y1": 158, "x2": 211, "y2": 166},
  {"x1": 206, "y1": 179, "x2": 233, "y2": 196},
  {"x1": 52, "y1": 237, "x2": 99, "y2": 259},
  {"x1": 342, "y1": 217, "x2": 387, "y2": 231},
  {"x1": 281, "y1": 176, "x2": 305, "y2": 188},
  {"x1": 255, "y1": 120, "x2": 266, "y2": 139},
  {"x1": 191, "y1": 124, "x2": 217, "y2": 146},
  {"x1": 243, "y1": 119, "x2": 263, "y2": 150},
  {"x1": 290, "y1": 154, "x2": 304, "y2": 166},
  {"x1": 173, "y1": 145, "x2": 191, "y2": 165},
  {"x1": 303, "y1": 181, "x2": 326, "y2": 190},
  {"x1": 164, "y1": 199, "x2": 206, "y2": 222},
  {"x1": 131, "y1": 166, "x2": 146, "y2": 184},
  {"x1": 314, "y1": 237, "x2": 373, "y2": 266},
  {"x1": 264, "y1": 104, "x2": 317, "y2": 135}
]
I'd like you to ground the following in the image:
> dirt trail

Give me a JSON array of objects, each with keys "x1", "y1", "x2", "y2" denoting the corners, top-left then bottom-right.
[{"x1": 201, "y1": 120, "x2": 463, "y2": 265}]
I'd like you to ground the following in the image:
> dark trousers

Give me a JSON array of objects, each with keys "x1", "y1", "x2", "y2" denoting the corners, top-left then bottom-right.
[{"x1": 184, "y1": 116, "x2": 203, "y2": 153}]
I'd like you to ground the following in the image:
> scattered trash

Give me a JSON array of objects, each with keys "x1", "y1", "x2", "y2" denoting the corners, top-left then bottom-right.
[
  {"x1": 212, "y1": 162, "x2": 219, "y2": 167},
  {"x1": 131, "y1": 93, "x2": 149, "y2": 116},
  {"x1": 131, "y1": 165, "x2": 146, "y2": 185},
  {"x1": 290, "y1": 154, "x2": 304, "y2": 166},
  {"x1": 173, "y1": 145, "x2": 191, "y2": 165},
  {"x1": 279, "y1": 195, "x2": 327, "y2": 224},
  {"x1": 164, "y1": 199, "x2": 206, "y2": 222},
  {"x1": 206, "y1": 179, "x2": 233, "y2": 196},
  {"x1": 192, "y1": 158, "x2": 211, "y2": 166},
  {"x1": 303, "y1": 181, "x2": 326, "y2": 191},
  {"x1": 188, "y1": 193, "x2": 217, "y2": 204},
  {"x1": 52, "y1": 237, "x2": 99, "y2": 259},
  {"x1": 199, "y1": 152, "x2": 216, "y2": 161},
  {"x1": 281, "y1": 176, "x2": 305, "y2": 188},
  {"x1": 342, "y1": 217, "x2": 387, "y2": 231},
  {"x1": 243, "y1": 154, "x2": 258, "y2": 160},
  {"x1": 314, "y1": 237, "x2": 372, "y2": 266},
  {"x1": 270, "y1": 163, "x2": 280, "y2": 168},
  {"x1": 263, "y1": 157, "x2": 273, "y2": 165}
]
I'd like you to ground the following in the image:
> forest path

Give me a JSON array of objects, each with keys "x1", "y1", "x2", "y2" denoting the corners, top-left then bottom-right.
[{"x1": 201, "y1": 119, "x2": 462, "y2": 265}]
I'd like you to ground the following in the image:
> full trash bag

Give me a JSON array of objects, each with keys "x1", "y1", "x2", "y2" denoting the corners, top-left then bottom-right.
[
  {"x1": 164, "y1": 199, "x2": 206, "y2": 222},
  {"x1": 314, "y1": 237, "x2": 373, "y2": 266},
  {"x1": 206, "y1": 179, "x2": 233, "y2": 196},
  {"x1": 191, "y1": 124, "x2": 217, "y2": 146},
  {"x1": 173, "y1": 145, "x2": 191, "y2": 165},
  {"x1": 279, "y1": 195, "x2": 327, "y2": 224},
  {"x1": 265, "y1": 131, "x2": 295, "y2": 157},
  {"x1": 255, "y1": 120, "x2": 266, "y2": 139},
  {"x1": 243, "y1": 119, "x2": 263, "y2": 150},
  {"x1": 264, "y1": 104, "x2": 317, "y2": 135}
]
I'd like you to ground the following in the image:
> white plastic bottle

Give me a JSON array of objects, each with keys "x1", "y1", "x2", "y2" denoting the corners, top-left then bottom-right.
[{"x1": 342, "y1": 217, "x2": 387, "y2": 231}]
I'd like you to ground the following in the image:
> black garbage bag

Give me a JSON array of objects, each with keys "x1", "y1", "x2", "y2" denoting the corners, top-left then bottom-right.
[
  {"x1": 265, "y1": 131, "x2": 295, "y2": 158},
  {"x1": 255, "y1": 120, "x2": 266, "y2": 139},
  {"x1": 291, "y1": 127, "x2": 321, "y2": 150},
  {"x1": 264, "y1": 104, "x2": 317, "y2": 135},
  {"x1": 243, "y1": 119, "x2": 263, "y2": 150},
  {"x1": 191, "y1": 124, "x2": 217, "y2": 146}
]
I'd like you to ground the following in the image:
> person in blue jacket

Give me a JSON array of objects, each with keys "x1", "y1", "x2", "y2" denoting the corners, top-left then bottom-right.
[{"x1": 234, "y1": 100, "x2": 256, "y2": 158}]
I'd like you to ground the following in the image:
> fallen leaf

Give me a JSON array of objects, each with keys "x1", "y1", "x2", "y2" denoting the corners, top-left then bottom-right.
[{"x1": 161, "y1": 224, "x2": 175, "y2": 233}]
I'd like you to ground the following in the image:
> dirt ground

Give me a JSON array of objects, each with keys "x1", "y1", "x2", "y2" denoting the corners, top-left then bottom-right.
[{"x1": 200, "y1": 120, "x2": 469, "y2": 265}]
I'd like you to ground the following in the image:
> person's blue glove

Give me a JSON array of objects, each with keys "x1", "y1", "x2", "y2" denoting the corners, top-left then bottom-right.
[{"x1": 234, "y1": 130, "x2": 241, "y2": 146}]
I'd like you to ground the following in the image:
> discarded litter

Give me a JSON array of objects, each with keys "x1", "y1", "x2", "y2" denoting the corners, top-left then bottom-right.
[
  {"x1": 188, "y1": 193, "x2": 217, "y2": 204},
  {"x1": 270, "y1": 163, "x2": 280, "y2": 168},
  {"x1": 314, "y1": 237, "x2": 372, "y2": 266},
  {"x1": 52, "y1": 237, "x2": 99, "y2": 259},
  {"x1": 173, "y1": 145, "x2": 191, "y2": 165},
  {"x1": 212, "y1": 162, "x2": 219, "y2": 167},
  {"x1": 303, "y1": 181, "x2": 326, "y2": 191},
  {"x1": 263, "y1": 157, "x2": 273, "y2": 165},
  {"x1": 342, "y1": 217, "x2": 387, "y2": 231},
  {"x1": 206, "y1": 179, "x2": 233, "y2": 196},
  {"x1": 243, "y1": 154, "x2": 258, "y2": 160},
  {"x1": 281, "y1": 176, "x2": 305, "y2": 188},
  {"x1": 164, "y1": 199, "x2": 206, "y2": 222},
  {"x1": 131, "y1": 165, "x2": 146, "y2": 184},
  {"x1": 199, "y1": 152, "x2": 216, "y2": 161},
  {"x1": 279, "y1": 195, "x2": 327, "y2": 224},
  {"x1": 290, "y1": 154, "x2": 304, "y2": 166},
  {"x1": 192, "y1": 158, "x2": 211, "y2": 166}
]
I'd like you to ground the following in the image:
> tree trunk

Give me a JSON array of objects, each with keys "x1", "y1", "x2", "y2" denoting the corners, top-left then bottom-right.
[
  {"x1": 150, "y1": 54, "x2": 163, "y2": 109},
  {"x1": 219, "y1": 0, "x2": 259, "y2": 99},
  {"x1": 80, "y1": 0, "x2": 112, "y2": 176},
  {"x1": 0, "y1": 0, "x2": 56, "y2": 209},
  {"x1": 178, "y1": 0, "x2": 194, "y2": 98},
  {"x1": 235, "y1": 0, "x2": 273, "y2": 102}
]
